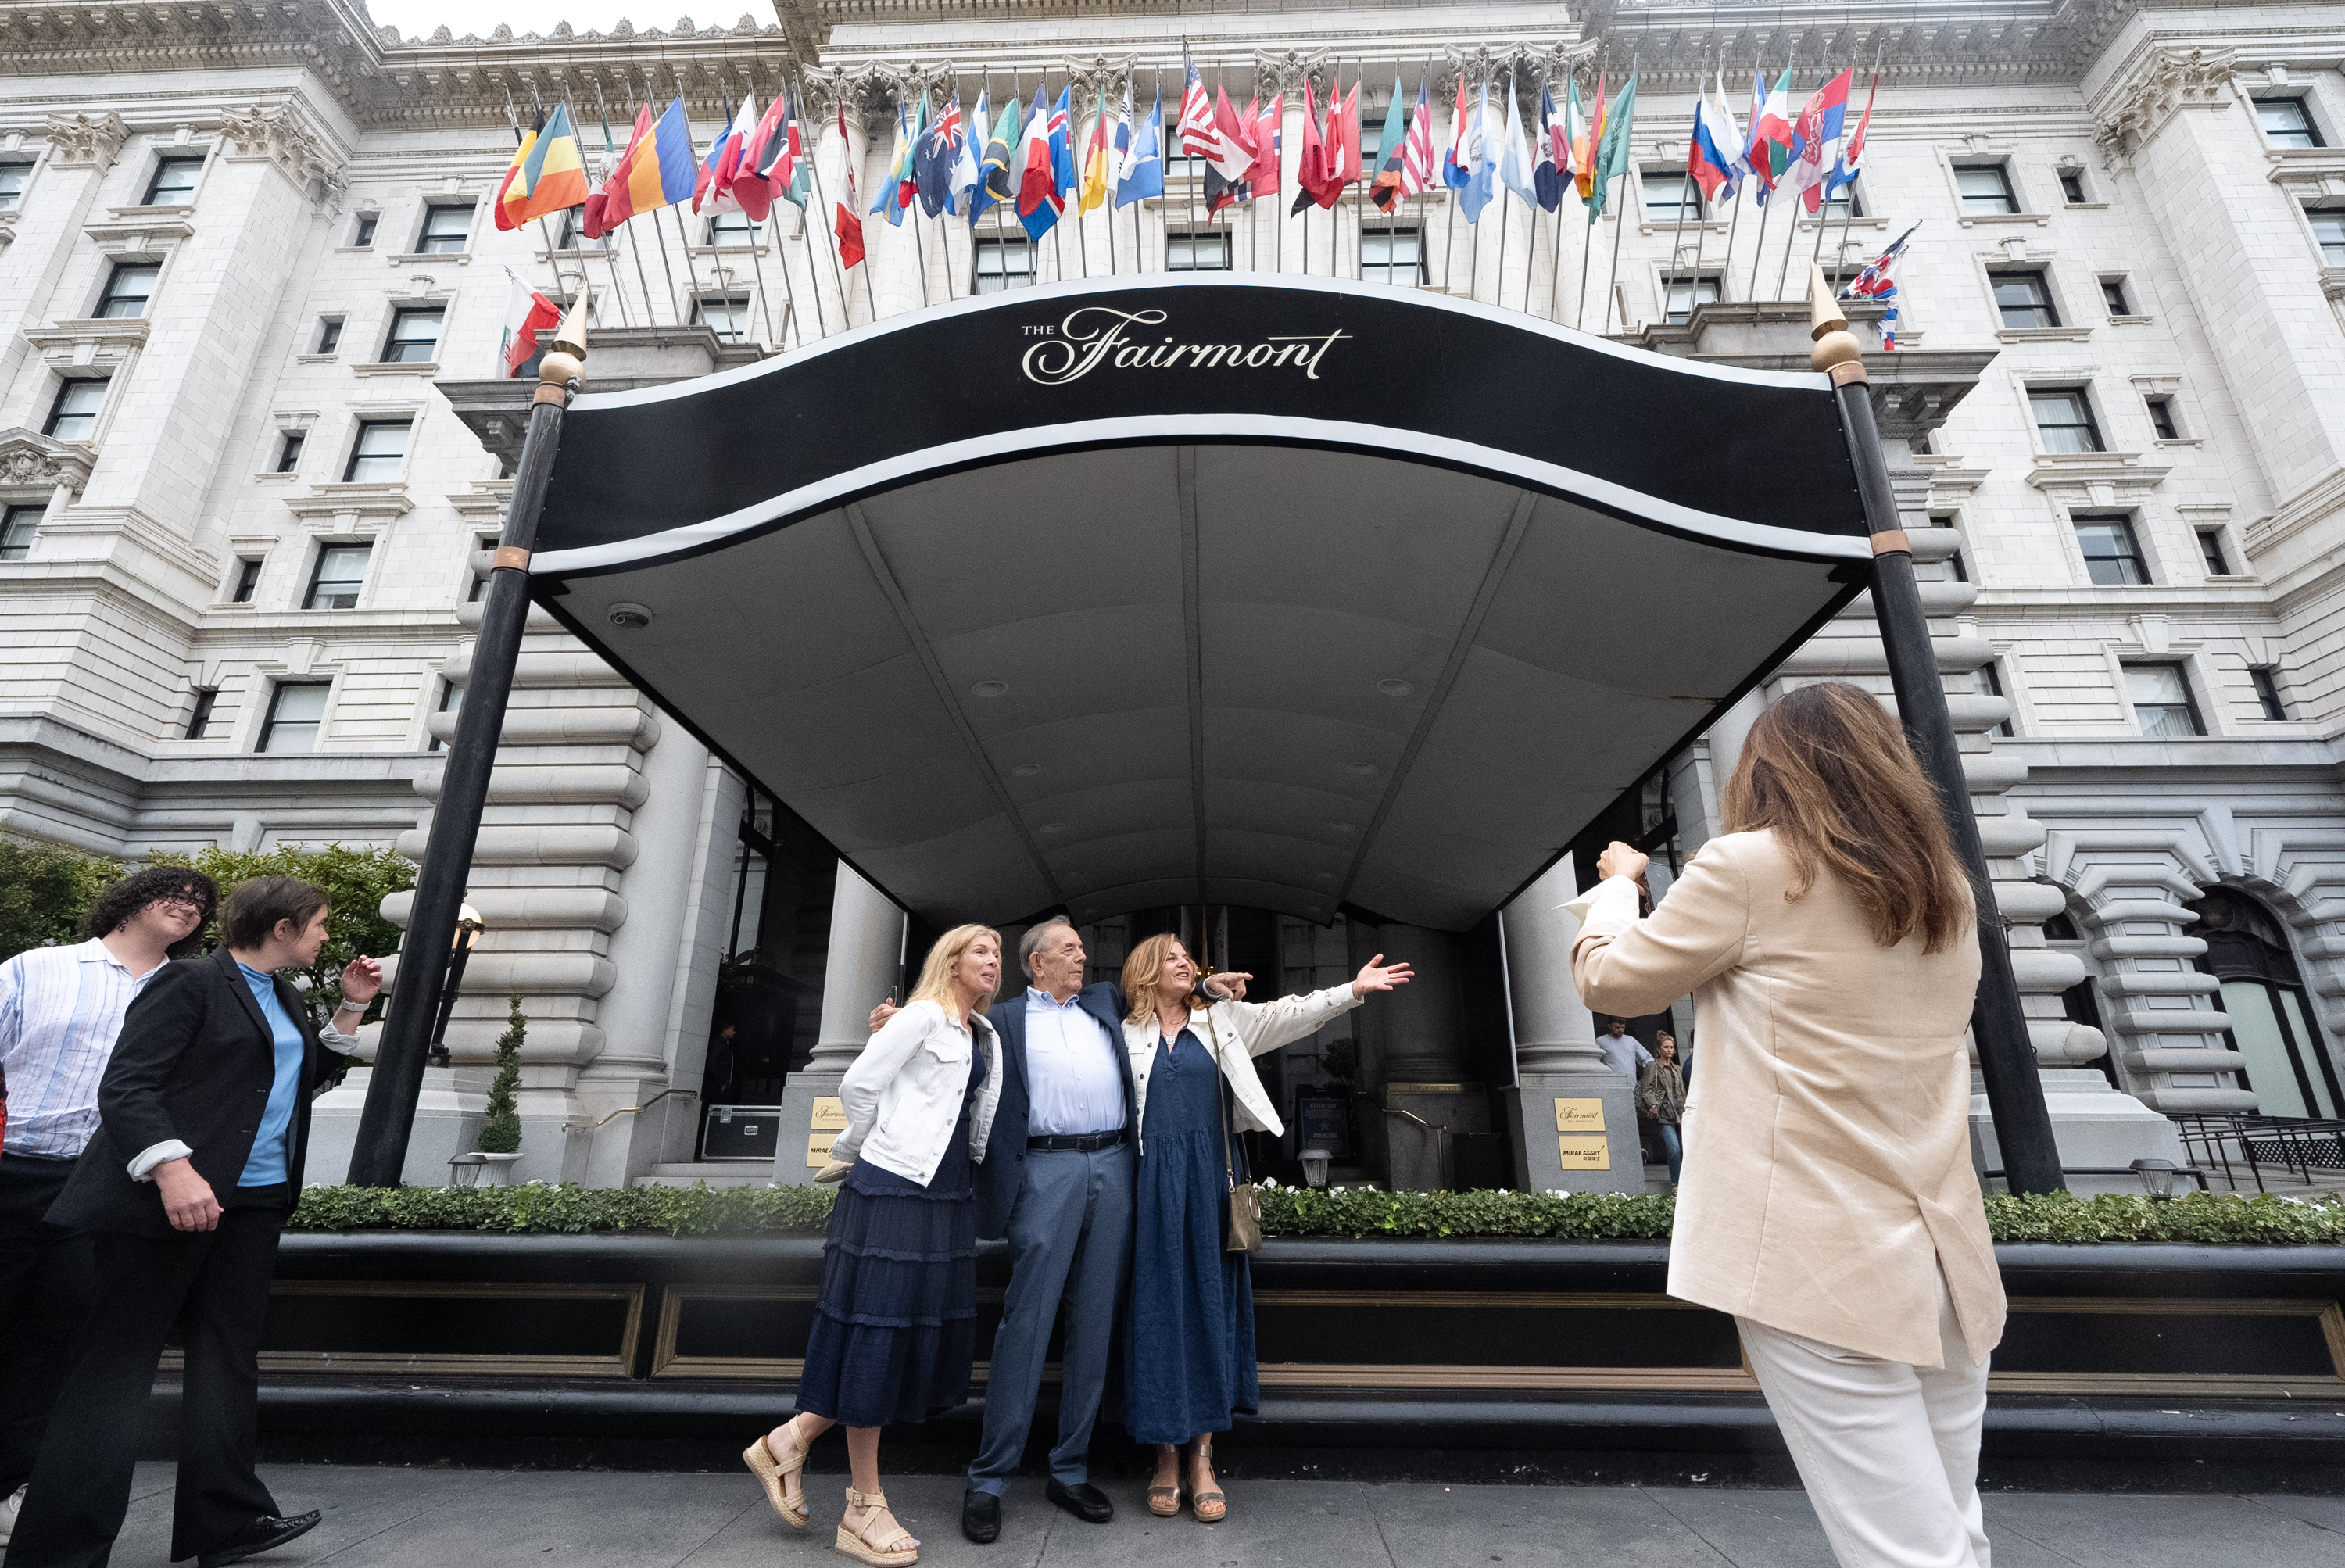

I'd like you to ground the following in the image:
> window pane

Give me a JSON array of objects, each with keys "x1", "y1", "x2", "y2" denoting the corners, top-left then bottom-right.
[
  {"x1": 353, "y1": 213, "x2": 379, "y2": 247},
  {"x1": 45, "y1": 379, "x2": 107, "y2": 441},
  {"x1": 1663, "y1": 277, "x2": 1720, "y2": 324},
  {"x1": 1644, "y1": 170, "x2": 1700, "y2": 221},
  {"x1": 2100, "y1": 277, "x2": 2130, "y2": 315},
  {"x1": 1168, "y1": 232, "x2": 1230, "y2": 272},
  {"x1": 345, "y1": 420, "x2": 410, "y2": 481},
  {"x1": 0, "y1": 162, "x2": 29, "y2": 210},
  {"x1": 974, "y1": 240, "x2": 1036, "y2": 292},
  {"x1": 307, "y1": 543, "x2": 371, "y2": 609},
  {"x1": 275, "y1": 432, "x2": 305, "y2": 474},
  {"x1": 232, "y1": 558, "x2": 261, "y2": 602},
  {"x1": 419, "y1": 205, "x2": 471, "y2": 252},
  {"x1": 2221, "y1": 980, "x2": 2315, "y2": 1117},
  {"x1": 383, "y1": 307, "x2": 443, "y2": 363},
  {"x1": 98, "y1": 263, "x2": 159, "y2": 318},
  {"x1": 2074, "y1": 517, "x2": 2146, "y2": 585},
  {"x1": 262, "y1": 683, "x2": 330, "y2": 754},
  {"x1": 2031, "y1": 390, "x2": 2101, "y2": 453},
  {"x1": 1992, "y1": 271, "x2": 2056, "y2": 329},
  {"x1": 2127, "y1": 664, "x2": 2201, "y2": 736},
  {"x1": 2059, "y1": 172, "x2": 2086, "y2": 203},
  {"x1": 2311, "y1": 211, "x2": 2345, "y2": 266},
  {"x1": 1955, "y1": 165, "x2": 2016, "y2": 213},
  {"x1": 710, "y1": 212, "x2": 762, "y2": 242},
  {"x1": 145, "y1": 156, "x2": 203, "y2": 205},
  {"x1": 2257, "y1": 98, "x2": 2320, "y2": 149},
  {"x1": 2253, "y1": 667, "x2": 2288, "y2": 721},
  {"x1": 2196, "y1": 529, "x2": 2227, "y2": 574},
  {"x1": 0, "y1": 505, "x2": 40, "y2": 560},
  {"x1": 1362, "y1": 230, "x2": 1423, "y2": 287},
  {"x1": 1821, "y1": 186, "x2": 1861, "y2": 219},
  {"x1": 695, "y1": 297, "x2": 750, "y2": 338}
]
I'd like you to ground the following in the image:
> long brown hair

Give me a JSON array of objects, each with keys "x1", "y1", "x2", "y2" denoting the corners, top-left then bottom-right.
[
  {"x1": 1720, "y1": 682, "x2": 1975, "y2": 954},
  {"x1": 1121, "y1": 932, "x2": 1190, "y2": 1027}
]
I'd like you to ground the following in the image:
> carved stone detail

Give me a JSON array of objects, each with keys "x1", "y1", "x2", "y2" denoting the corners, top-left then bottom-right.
[
  {"x1": 44, "y1": 113, "x2": 129, "y2": 170},
  {"x1": 0, "y1": 430, "x2": 98, "y2": 497},
  {"x1": 2092, "y1": 45, "x2": 2236, "y2": 170},
  {"x1": 218, "y1": 104, "x2": 348, "y2": 202}
]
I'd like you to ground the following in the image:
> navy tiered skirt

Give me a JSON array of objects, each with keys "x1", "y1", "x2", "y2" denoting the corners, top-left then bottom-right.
[{"x1": 795, "y1": 1048, "x2": 986, "y2": 1427}]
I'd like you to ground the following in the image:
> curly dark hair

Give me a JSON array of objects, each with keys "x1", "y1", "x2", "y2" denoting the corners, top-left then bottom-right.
[{"x1": 81, "y1": 865, "x2": 220, "y2": 957}]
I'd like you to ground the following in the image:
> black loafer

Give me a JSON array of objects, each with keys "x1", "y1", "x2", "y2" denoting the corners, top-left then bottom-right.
[
  {"x1": 1045, "y1": 1480, "x2": 1114, "y2": 1523},
  {"x1": 962, "y1": 1489, "x2": 1001, "y2": 1544},
  {"x1": 199, "y1": 1511, "x2": 321, "y2": 1568}
]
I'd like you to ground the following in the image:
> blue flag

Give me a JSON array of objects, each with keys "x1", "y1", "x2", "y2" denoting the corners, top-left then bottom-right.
[
  {"x1": 1459, "y1": 80, "x2": 1496, "y2": 223},
  {"x1": 1116, "y1": 90, "x2": 1164, "y2": 207}
]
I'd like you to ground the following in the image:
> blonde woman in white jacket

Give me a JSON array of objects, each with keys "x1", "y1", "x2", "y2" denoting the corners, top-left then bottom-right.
[
  {"x1": 1120, "y1": 933, "x2": 1412, "y2": 1523},
  {"x1": 744, "y1": 924, "x2": 1004, "y2": 1568}
]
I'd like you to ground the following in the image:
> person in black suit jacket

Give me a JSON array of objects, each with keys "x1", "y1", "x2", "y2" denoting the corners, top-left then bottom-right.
[{"x1": 7, "y1": 875, "x2": 382, "y2": 1568}]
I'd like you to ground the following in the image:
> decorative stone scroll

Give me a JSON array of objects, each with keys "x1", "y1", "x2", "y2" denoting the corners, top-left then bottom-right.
[
  {"x1": 2092, "y1": 45, "x2": 2236, "y2": 170},
  {"x1": 0, "y1": 430, "x2": 98, "y2": 498},
  {"x1": 219, "y1": 103, "x2": 349, "y2": 206},
  {"x1": 43, "y1": 112, "x2": 129, "y2": 170}
]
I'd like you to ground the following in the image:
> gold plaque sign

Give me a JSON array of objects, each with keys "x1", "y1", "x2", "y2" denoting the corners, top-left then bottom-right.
[
  {"x1": 1557, "y1": 1135, "x2": 1611, "y2": 1170},
  {"x1": 1554, "y1": 1097, "x2": 1606, "y2": 1133},
  {"x1": 806, "y1": 1132, "x2": 838, "y2": 1168},
  {"x1": 810, "y1": 1097, "x2": 848, "y2": 1132}
]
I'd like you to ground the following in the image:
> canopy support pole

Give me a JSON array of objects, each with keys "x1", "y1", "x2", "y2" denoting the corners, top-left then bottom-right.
[
  {"x1": 1810, "y1": 267, "x2": 2064, "y2": 1196},
  {"x1": 348, "y1": 296, "x2": 589, "y2": 1187}
]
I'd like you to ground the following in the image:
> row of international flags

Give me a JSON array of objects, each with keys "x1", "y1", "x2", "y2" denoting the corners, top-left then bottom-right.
[{"x1": 484, "y1": 55, "x2": 1913, "y2": 356}]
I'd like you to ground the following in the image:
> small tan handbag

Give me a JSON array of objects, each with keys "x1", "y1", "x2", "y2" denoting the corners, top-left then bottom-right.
[{"x1": 1201, "y1": 1003, "x2": 1263, "y2": 1254}]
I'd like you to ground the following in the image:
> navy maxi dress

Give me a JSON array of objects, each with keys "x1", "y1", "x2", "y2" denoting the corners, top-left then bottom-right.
[
  {"x1": 1126, "y1": 1022, "x2": 1258, "y2": 1443},
  {"x1": 796, "y1": 1033, "x2": 988, "y2": 1427}
]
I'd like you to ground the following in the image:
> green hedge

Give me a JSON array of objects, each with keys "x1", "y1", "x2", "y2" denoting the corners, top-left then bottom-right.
[{"x1": 287, "y1": 1182, "x2": 2345, "y2": 1246}]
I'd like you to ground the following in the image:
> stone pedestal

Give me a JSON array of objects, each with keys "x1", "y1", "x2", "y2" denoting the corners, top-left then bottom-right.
[
  {"x1": 772, "y1": 865, "x2": 906, "y2": 1186},
  {"x1": 306, "y1": 1065, "x2": 486, "y2": 1188},
  {"x1": 1501, "y1": 856, "x2": 1645, "y2": 1194},
  {"x1": 1971, "y1": 1069, "x2": 2188, "y2": 1197}
]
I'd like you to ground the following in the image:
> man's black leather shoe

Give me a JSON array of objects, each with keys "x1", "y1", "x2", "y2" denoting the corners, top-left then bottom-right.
[
  {"x1": 961, "y1": 1489, "x2": 1001, "y2": 1544},
  {"x1": 199, "y1": 1511, "x2": 321, "y2": 1568},
  {"x1": 1045, "y1": 1480, "x2": 1114, "y2": 1523}
]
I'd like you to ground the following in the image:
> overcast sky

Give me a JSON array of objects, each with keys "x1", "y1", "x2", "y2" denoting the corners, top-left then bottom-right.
[{"x1": 364, "y1": 0, "x2": 742, "y2": 38}]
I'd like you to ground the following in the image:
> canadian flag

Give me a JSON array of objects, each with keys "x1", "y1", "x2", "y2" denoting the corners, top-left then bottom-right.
[{"x1": 499, "y1": 274, "x2": 561, "y2": 378}]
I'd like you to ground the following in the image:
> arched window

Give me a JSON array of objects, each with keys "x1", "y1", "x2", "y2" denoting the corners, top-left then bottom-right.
[{"x1": 2186, "y1": 888, "x2": 2343, "y2": 1119}]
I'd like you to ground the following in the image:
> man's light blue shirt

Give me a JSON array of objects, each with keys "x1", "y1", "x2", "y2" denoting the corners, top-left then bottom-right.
[{"x1": 1022, "y1": 986, "x2": 1124, "y2": 1136}]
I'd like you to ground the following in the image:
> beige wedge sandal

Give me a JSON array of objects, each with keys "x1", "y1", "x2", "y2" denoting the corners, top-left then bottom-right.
[
  {"x1": 741, "y1": 1417, "x2": 811, "y2": 1528},
  {"x1": 1189, "y1": 1437, "x2": 1226, "y2": 1523},
  {"x1": 1146, "y1": 1444, "x2": 1183, "y2": 1517},
  {"x1": 836, "y1": 1486, "x2": 918, "y2": 1566}
]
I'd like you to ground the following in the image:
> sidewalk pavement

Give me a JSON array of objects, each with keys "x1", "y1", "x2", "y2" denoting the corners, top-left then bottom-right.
[{"x1": 82, "y1": 1462, "x2": 2345, "y2": 1568}]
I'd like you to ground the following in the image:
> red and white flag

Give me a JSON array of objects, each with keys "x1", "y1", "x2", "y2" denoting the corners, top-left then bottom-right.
[
  {"x1": 498, "y1": 272, "x2": 560, "y2": 378},
  {"x1": 1177, "y1": 59, "x2": 1216, "y2": 156},
  {"x1": 834, "y1": 98, "x2": 865, "y2": 268}
]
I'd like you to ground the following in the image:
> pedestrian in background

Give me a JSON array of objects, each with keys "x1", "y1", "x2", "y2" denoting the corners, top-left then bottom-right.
[
  {"x1": 747, "y1": 924, "x2": 1004, "y2": 1568},
  {"x1": 1599, "y1": 1015, "x2": 1652, "y2": 1081},
  {"x1": 0, "y1": 865, "x2": 217, "y2": 1548},
  {"x1": 1637, "y1": 1032, "x2": 1687, "y2": 1187},
  {"x1": 1570, "y1": 681, "x2": 2003, "y2": 1568},
  {"x1": 8, "y1": 875, "x2": 379, "y2": 1568}
]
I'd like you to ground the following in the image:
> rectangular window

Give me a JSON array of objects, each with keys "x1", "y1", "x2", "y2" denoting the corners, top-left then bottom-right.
[
  {"x1": 259, "y1": 681, "x2": 331, "y2": 754},
  {"x1": 274, "y1": 431, "x2": 306, "y2": 474},
  {"x1": 708, "y1": 211, "x2": 763, "y2": 245},
  {"x1": 44, "y1": 378, "x2": 107, "y2": 442},
  {"x1": 144, "y1": 154, "x2": 205, "y2": 206},
  {"x1": 2059, "y1": 170, "x2": 2088, "y2": 204},
  {"x1": 1362, "y1": 227, "x2": 1425, "y2": 288},
  {"x1": 2146, "y1": 396, "x2": 2179, "y2": 441},
  {"x1": 1821, "y1": 184, "x2": 1863, "y2": 220},
  {"x1": 2310, "y1": 207, "x2": 2345, "y2": 267},
  {"x1": 2126, "y1": 662, "x2": 2204, "y2": 737},
  {"x1": 0, "y1": 504, "x2": 41, "y2": 560},
  {"x1": 95, "y1": 262, "x2": 160, "y2": 319},
  {"x1": 693, "y1": 296, "x2": 751, "y2": 341},
  {"x1": 2073, "y1": 513, "x2": 2147, "y2": 585},
  {"x1": 381, "y1": 306, "x2": 444, "y2": 363},
  {"x1": 315, "y1": 317, "x2": 343, "y2": 354},
  {"x1": 2257, "y1": 98, "x2": 2322, "y2": 149},
  {"x1": 2099, "y1": 276, "x2": 2132, "y2": 316},
  {"x1": 304, "y1": 542, "x2": 371, "y2": 610},
  {"x1": 231, "y1": 557, "x2": 262, "y2": 602},
  {"x1": 1643, "y1": 169, "x2": 1702, "y2": 222},
  {"x1": 1663, "y1": 276, "x2": 1721, "y2": 324},
  {"x1": 1991, "y1": 269, "x2": 2059, "y2": 329},
  {"x1": 1954, "y1": 163, "x2": 2018, "y2": 215},
  {"x1": 1167, "y1": 231, "x2": 1231, "y2": 272},
  {"x1": 184, "y1": 688, "x2": 217, "y2": 741},
  {"x1": 0, "y1": 160, "x2": 30, "y2": 210},
  {"x1": 2252, "y1": 667, "x2": 2288, "y2": 721},
  {"x1": 974, "y1": 237, "x2": 1036, "y2": 293},
  {"x1": 352, "y1": 212, "x2": 379, "y2": 248},
  {"x1": 1946, "y1": 550, "x2": 1969, "y2": 583},
  {"x1": 2196, "y1": 529, "x2": 2231, "y2": 575},
  {"x1": 1974, "y1": 663, "x2": 2014, "y2": 738},
  {"x1": 417, "y1": 203, "x2": 473, "y2": 254},
  {"x1": 343, "y1": 419, "x2": 410, "y2": 482},
  {"x1": 2031, "y1": 387, "x2": 2103, "y2": 453}
]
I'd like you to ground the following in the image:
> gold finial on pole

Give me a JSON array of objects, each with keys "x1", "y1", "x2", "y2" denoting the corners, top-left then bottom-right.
[
  {"x1": 538, "y1": 281, "x2": 591, "y2": 392},
  {"x1": 1807, "y1": 263, "x2": 1865, "y2": 382}
]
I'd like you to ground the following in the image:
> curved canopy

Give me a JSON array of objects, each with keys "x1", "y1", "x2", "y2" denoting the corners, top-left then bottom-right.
[{"x1": 532, "y1": 275, "x2": 1870, "y2": 932}]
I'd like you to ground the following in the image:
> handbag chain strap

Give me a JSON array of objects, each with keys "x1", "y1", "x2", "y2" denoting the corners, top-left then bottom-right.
[{"x1": 1200, "y1": 999, "x2": 1240, "y2": 1194}]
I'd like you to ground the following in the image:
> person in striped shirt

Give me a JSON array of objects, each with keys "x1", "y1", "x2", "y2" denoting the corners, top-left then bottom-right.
[{"x1": 0, "y1": 865, "x2": 217, "y2": 1547}]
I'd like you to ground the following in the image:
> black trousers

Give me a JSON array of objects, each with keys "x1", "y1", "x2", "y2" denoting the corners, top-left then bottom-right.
[
  {"x1": 5, "y1": 1186, "x2": 288, "y2": 1568},
  {"x1": 0, "y1": 1153, "x2": 93, "y2": 1498}
]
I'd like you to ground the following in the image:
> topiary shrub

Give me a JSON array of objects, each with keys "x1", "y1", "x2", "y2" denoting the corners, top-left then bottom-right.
[{"x1": 476, "y1": 993, "x2": 525, "y2": 1155}]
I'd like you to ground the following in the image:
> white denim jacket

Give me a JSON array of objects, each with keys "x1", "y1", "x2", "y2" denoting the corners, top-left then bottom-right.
[
  {"x1": 830, "y1": 999, "x2": 1003, "y2": 1187},
  {"x1": 1122, "y1": 985, "x2": 1361, "y2": 1153}
]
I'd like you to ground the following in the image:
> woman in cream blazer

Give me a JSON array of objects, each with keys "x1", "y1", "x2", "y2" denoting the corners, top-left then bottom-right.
[{"x1": 1569, "y1": 682, "x2": 2005, "y2": 1568}]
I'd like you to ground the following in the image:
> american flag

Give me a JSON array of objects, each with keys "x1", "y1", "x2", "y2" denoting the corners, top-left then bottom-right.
[
  {"x1": 1176, "y1": 59, "x2": 1217, "y2": 156},
  {"x1": 1400, "y1": 74, "x2": 1435, "y2": 196}
]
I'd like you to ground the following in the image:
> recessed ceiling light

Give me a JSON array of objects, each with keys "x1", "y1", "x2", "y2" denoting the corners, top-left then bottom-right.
[
  {"x1": 1010, "y1": 762, "x2": 1042, "y2": 777},
  {"x1": 1348, "y1": 761, "x2": 1377, "y2": 775},
  {"x1": 971, "y1": 680, "x2": 1008, "y2": 698},
  {"x1": 1377, "y1": 678, "x2": 1413, "y2": 697},
  {"x1": 607, "y1": 602, "x2": 653, "y2": 630}
]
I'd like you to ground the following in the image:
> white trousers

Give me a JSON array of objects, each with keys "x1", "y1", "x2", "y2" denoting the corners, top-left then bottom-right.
[{"x1": 1736, "y1": 1274, "x2": 1992, "y2": 1568}]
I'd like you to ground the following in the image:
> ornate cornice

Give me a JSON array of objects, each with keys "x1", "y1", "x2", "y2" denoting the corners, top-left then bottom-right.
[
  {"x1": 219, "y1": 102, "x2": 347, "y2": 206},
  {"x1": 2090, "y1": 44, "x2": 2236, "y2": 170},
  {"x1": 0, "y1": 428, "x2": 98, "y2": 497},
  {"x1": 42, "y1": 109, "x2": 127, "y2": 170}
]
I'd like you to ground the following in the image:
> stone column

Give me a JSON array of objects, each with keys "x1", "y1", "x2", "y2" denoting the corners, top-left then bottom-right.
[
  {"x1": 1501, "y1": 855, "x2": 1643, "y2": 1194},
  {"x1": 1372, "y1": 924, "x2": 1488, "y2": 1190},
  {"x1": 772, "y1": 863, "x2": 906, "y2": 1186}
]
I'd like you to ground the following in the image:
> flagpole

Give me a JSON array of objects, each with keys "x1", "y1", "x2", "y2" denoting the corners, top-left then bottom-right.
[
  {"x1": 1001, "y1": 66, "x2": 1023, "y2": 288},
  {"x1": 1599, "y1": 53, "x2": 1636, "y2": 335},
  {"x1": 1717, "y1": 62, "x2": 1745, "y2": 310},
  {"x1": 1663, "y1": 84, "x2": 1694, "y2": 327},
  {"x1": 1273, "y1": 66, "x2": 1287, "y2": 276},
  {"x1": 1574, "y1": 46, "x2": 1605, "y2": 330},
  {"x1": 621, "y1": 81, "x2": 685, "y2": 326},
  {"x1": 1682, "y1": 55, "x2": 1713, "y2": 323},
  {"x1": 1748, "y1": 45, "x2": 1788, "y2": 300},
  {"x1": 1833, "y1": 50, "x2": 1881, "y2": 286},
  {"x1": 1786, "y1": 50, "x2": 1834, "y2": 303},
  {"x1": 1076, "y1": 80, "x2": 1094, "y2": 278},
  {"x1": 768, "y1": 87, "x2": 816, "y2": 343},
  {"x1": 1545, "y1": 50, "x2": 1568, "y2": 319},
  {"x1": 793, "y1": 65, "x2": 860, "y2": 329},
  {"x1": 574, "y1": 89, "x2": 635, "y2": 331}
]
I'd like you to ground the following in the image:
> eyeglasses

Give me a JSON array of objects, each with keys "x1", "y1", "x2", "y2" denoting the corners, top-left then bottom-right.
[{"x1": 152, "y1": 895, "x2": 207, "y2": 914}]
